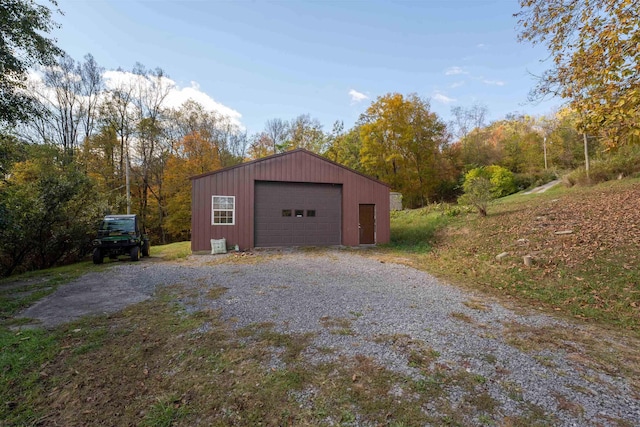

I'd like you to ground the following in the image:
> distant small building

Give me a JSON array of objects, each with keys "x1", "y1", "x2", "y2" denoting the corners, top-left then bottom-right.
[
  {"x1": 190, "y1": 149, "x2": 390, "y2": 252},
  {"x1": 390, "y1": 192, "x2": 403, "y2": 211}
]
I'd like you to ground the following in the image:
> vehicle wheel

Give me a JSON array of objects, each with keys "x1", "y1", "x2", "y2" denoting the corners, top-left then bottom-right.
[
  {"x1": 92, "y1": 248, "x2": 103, "y2": 264},
  {"x1": 130, "y1": 245, "x2": 139, "y2": 262},
  {"x1": 142, "y1": 239, "x2": 150, "y2": 257}
]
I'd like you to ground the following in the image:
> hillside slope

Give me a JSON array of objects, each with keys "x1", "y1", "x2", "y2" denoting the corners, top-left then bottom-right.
[{"x1": 387, "y1": 178, "x2": 640, "y2": 331}]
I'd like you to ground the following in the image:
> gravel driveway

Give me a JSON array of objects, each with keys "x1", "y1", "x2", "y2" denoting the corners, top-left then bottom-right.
[{"x1": 18, "y1": 249, "x2": 639, "y2": 426}]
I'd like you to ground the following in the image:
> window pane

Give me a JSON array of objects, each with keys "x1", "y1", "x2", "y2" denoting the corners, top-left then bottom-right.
[
  {"x1": 306, "y1": 210, "x2": 316, "y2": 217},
  {"x1": 212, "y1": 196, "x2": 235, "y2": 225},
  {"x1": 282, "y1": 209, "x2": 292, "y2": 217},
  {"x1": 222, "y1": 197, "x2": 234, "y2": 209},
  {"x1": 295, "y1": 210, "x2": 304, "y2": 217},
  {"x1": 213, "y1": 196, "x2": 234, "y2": 209},
  {"x1": 213, "y1": 210, "x2": 234, "y2": 224}
]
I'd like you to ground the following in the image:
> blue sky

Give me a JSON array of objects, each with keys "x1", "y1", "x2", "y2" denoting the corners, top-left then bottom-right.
[{"x1": 52, "y1": 0, "x2": 561, "y2": 135}]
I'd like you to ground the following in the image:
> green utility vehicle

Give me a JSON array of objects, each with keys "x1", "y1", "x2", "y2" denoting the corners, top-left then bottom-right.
[{"x1": 92, "y1": 214, "x2": 150, "y2": 264}]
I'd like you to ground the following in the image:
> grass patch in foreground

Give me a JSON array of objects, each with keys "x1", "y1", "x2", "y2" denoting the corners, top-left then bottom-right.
[
  {"x1": 0, "y1": 327, "x2": 60, "y2": 424},
  {"x1": 150, "y1": 241, "x2": 191, "y2": 260},
  {"x1": 0, "y1": 288, "x2": 561, "y2": 426}
]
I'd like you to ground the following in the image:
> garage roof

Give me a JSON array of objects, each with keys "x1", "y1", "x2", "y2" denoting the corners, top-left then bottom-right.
[{"x1": 190, "y1": 148, "x2": 390, "y2": 187}]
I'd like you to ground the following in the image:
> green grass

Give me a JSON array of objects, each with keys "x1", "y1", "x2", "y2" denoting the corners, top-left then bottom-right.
[
  {"x1": 0, "y1": 327, "x2": 60, "y2": 424},
  {"x1": 140, "y1": 396, "x2": 188, "y2": 427},
  {"x1": 386, "y1": 206, "x2": 453, "y2": 252},
  {"x1": 0, "y1": 260, "x2": 115, "y2": 423},
  {"x1": 150, "y1": 241, "x2": 191, "y2": 260}
]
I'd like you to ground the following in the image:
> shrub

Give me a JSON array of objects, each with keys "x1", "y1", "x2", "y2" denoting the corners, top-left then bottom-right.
[
  {"x1": 0, "y1": 145, "x2": 103, "y2": 276},
  {"x1": 458, "y1": 166, "x2": 517, "y2": 216},
  {"x1": 565, "y1": 144, "x2": 640, "y2": 186},
  {"x1": 459, "y1": 175, "x2": 493, "y2": 216},
  {"x1": 486, "y1": 165, "x2": 517, "y2": 197},
  {"x1": 513, "y1": 170, "x2": 558, "y2": 191}
]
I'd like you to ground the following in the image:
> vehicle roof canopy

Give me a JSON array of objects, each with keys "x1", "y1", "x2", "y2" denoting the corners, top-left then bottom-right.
[{"x1": 104, "y1": 214, "x2": 137, "y2": 220}]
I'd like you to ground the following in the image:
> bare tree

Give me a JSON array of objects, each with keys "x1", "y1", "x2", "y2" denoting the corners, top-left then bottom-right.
[
  {"x1": 100, "y1": 72, "x2": 136, "y2": 212},
  {"x1": 22, "y1": 54, "x2": 103, "y2": 157},
  {"x1": 168, "y1": 100, "x2": 246, "y2": 165},
  {"x1": 287, "y1": 114, "x2": 326, "y2": 153},
  {"x1": 450, "y1": 103, "x2": 488, "y2": 141},
  {"x1": 46, "y1": 54, "x2": 82, "y2": 154},
  {"x1": 79, "y1": 54, "x2": 104, "y2": 143},
  {"x1": 214, "y1": 116, "x2": 247, "y2": 166},
  {"x1": 451, "y1": 103, "x2": 491, "y2": 167},
  {"x1": 127, "y1": 64, "x2": 173, "y2": 236},
  {"x1": 264, "y1": 118, "x2": 289, "y2": 154}
]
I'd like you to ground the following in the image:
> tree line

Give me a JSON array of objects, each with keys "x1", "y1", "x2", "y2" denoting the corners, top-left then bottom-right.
[
  {"x1": 1, "y1": 0, "x2": 638, "y2": 276},
  {"x1": 0, "y1": 49, "x2": 597, "y2": 277}
]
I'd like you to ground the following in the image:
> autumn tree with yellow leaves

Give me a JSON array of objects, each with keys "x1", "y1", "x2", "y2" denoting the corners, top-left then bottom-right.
[
  {"x1": 358, "y1": 93, "x2": 453, "y2": 207},
  {"x1": 516, "y1": 0, "x2": 640, "y2": 147},
  {"x1": 163, "y1": 131, "x2": 223, "y2": 241}
]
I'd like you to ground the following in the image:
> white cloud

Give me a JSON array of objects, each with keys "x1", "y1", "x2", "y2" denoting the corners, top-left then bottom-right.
[
  {"x1": 477, "y1": 43, "x2": 487, "y2": 49},
  {"x1": 348, "y1": 89, "x2": 369, "y2": 103},
  {"x1": 165, "y1": 81, "x2": 242, "y2": 127},
  {"x1": 103, "y1": 69, "x2": 146, "y2": 89},
  {"x1": 433, "y1": 93, "x2": 457, "y2": 104},
  {"x1": 482, "y1": 79, "x2": 506, "y2": 86},
  {"x1": 450, "y1": 81, "x2": 465, "y2": 89},
  {"x1": 103, "y1": 70, "x2": 243, "y2": 128},
  {"x1": 445, "y1": 66, "x2": 468, "y2": 76},
  {"x1": 29, "y1": 69, "x2": 243, "y2": 129}
]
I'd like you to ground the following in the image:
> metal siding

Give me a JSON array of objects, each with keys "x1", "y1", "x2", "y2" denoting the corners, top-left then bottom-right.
[
  {"x1": 246, "y1": 165, "x2": 255, "y2": 249},
  {"x1": 237, "y1": 167, "x2": 243, "y2": 248},
  {"x1": 286, "y1": 156, "x2": 293, "y2": 181},
  {"x1": 202, "y1": 178, "x2": 210, "y2": 249},
  {"x1": 271, "y1": 157, "x2": 278, "y2": 181},
  {"x1": 190, "y1": 180, "x2": 197, "y2": 252},
  {"x1": 191, "y1": 150, "x2": 390, "y2": 251},
  {"x1": 242, "y1": 166, "x2": 250, "y2": 249},
  {"x1": 193, "y1": 178, "x2": 200, "y2": 251},
  {"x1": 195, "y1": 176, "x2": 209, "y2": 252}
]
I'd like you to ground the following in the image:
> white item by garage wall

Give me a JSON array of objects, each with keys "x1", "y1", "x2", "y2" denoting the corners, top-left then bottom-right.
[{"x1": 211, "y1": 238, "x2": 227, "y2": 254}]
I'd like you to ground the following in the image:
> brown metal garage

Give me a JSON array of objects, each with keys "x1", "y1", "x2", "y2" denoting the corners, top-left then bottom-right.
[{"x1": 190, "y1": 149, "x2": 390, "y2": 252}]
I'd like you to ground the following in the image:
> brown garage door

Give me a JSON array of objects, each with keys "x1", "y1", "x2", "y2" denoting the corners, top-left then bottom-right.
[{"x1": 255, "y1": 181, "x2": 342, "y2": 247}]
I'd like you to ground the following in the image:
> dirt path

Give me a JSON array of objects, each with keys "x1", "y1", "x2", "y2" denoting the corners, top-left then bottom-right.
[
  {"x1": 523, "y1": 179, "x2": 561, "y2": 194},
  {"x1": 17, "y1": 260, "x2": 160, "y2": 328}
]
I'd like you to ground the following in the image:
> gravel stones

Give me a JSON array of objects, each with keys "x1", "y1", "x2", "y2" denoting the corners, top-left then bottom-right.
[
  {"x1": 17, "y1": 249, "x2": 640, "y2": 425},
  {"x1": 188, "y1": 250, "x2": 638, "y2": 426}
]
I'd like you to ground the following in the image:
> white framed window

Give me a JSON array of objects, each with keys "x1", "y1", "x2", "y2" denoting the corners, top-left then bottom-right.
[{"x1": 212, "y1": 195, "x2": 235, "y2": 225}]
